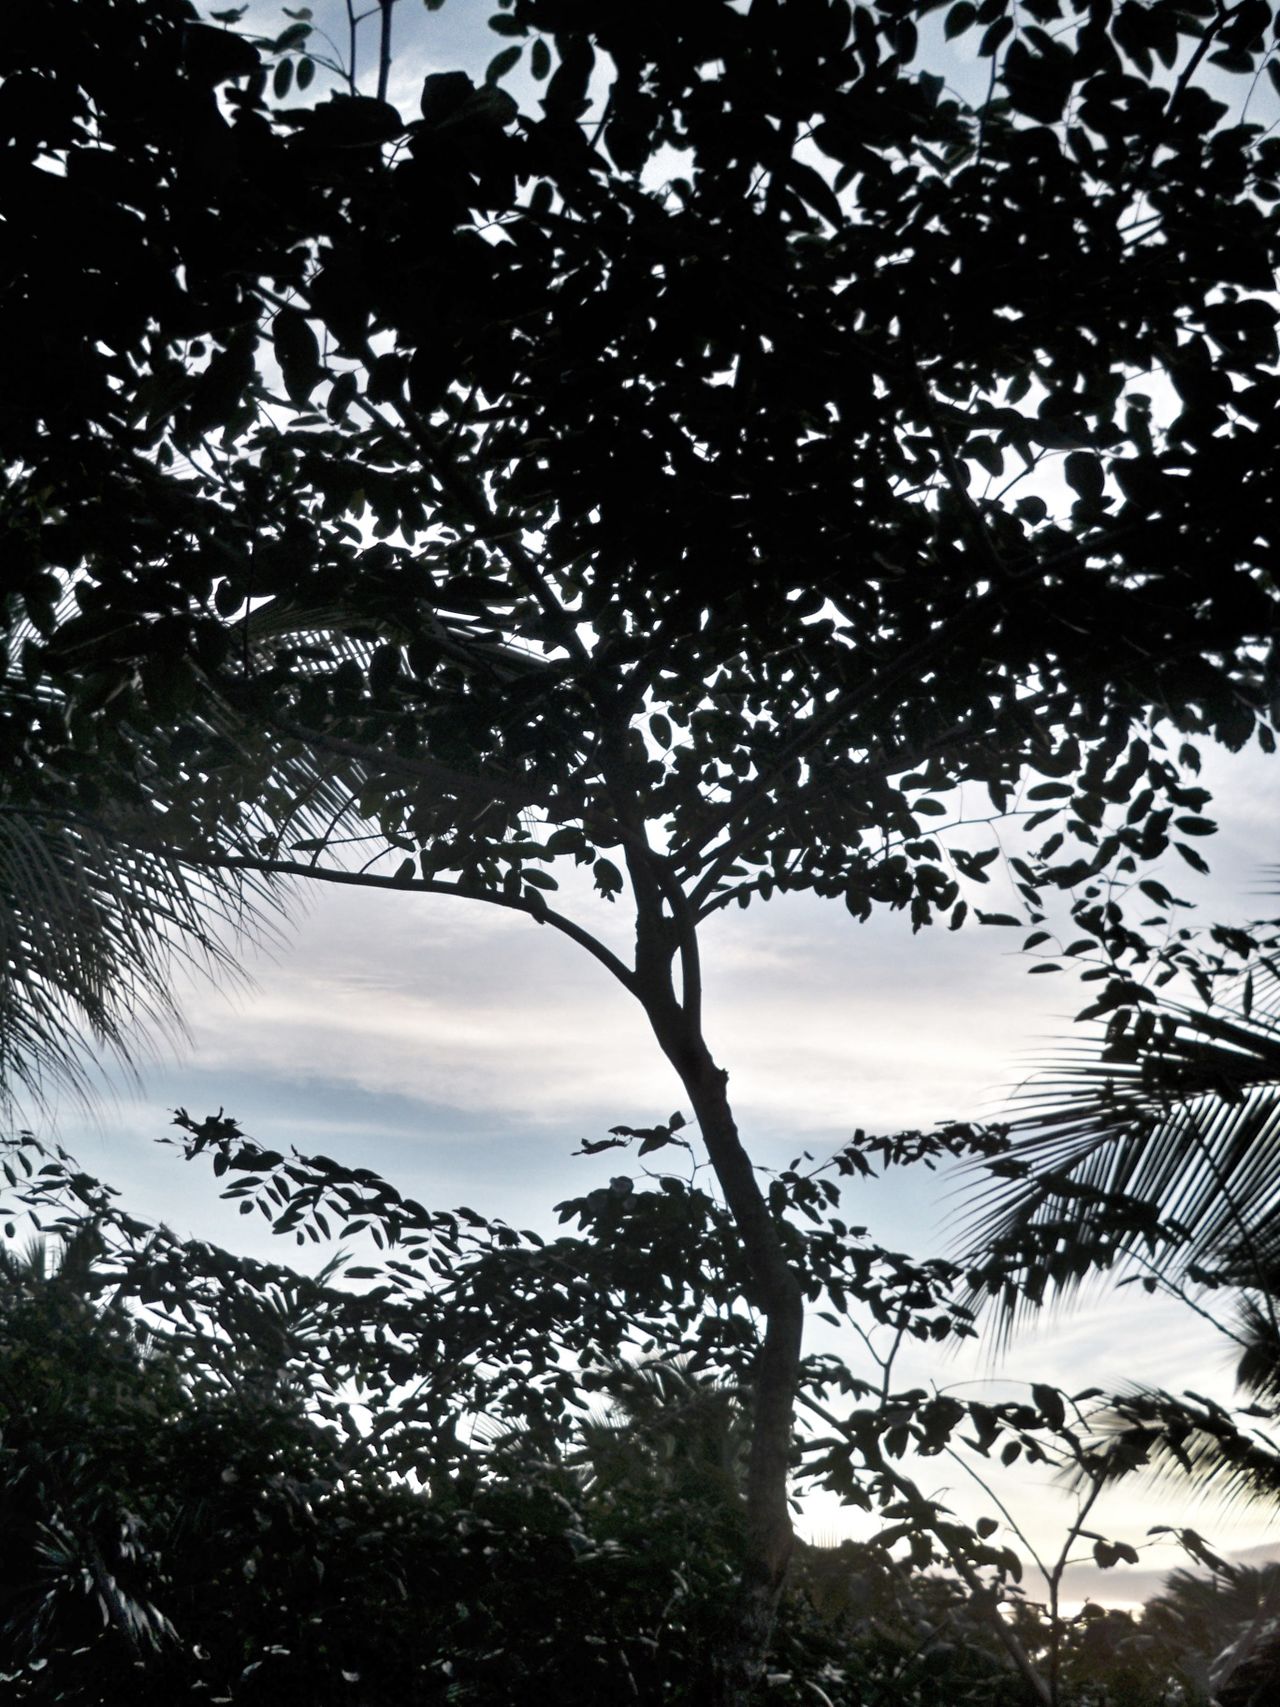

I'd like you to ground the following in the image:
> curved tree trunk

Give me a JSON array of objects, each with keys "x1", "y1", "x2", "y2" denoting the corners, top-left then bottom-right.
[{"x1": 645, "y1": 1000, "x2": 805, "y2": 1705}]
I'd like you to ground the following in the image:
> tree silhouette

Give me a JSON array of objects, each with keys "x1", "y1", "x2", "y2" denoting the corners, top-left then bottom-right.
[{"x1": 7, "y1": 0, "x2": 1280, "y2": 1693}]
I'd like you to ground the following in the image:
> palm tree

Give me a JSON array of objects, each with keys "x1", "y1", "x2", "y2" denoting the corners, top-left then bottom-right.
[
  {"x1": 1, "y1": 567, "x2": 547, "y2": 1115},
  {"x1": 0, "y1": 584, "x2": 419, "y2": 1115},
  {"x1": 572, "y1": 1359, "x2": 751, "y2": 1510},
  {"x1": 960, "y1": 910, "x2": 1280, "y2": 1329},
  {"x1": 0, "y1": 588, "x2": 287, "y2": 1112},
  {"x1": 1140, "y1": 1563, "x2": 1280, "y2": 1707},
  {"x1": 955, "y1": 895, "x2": 1280, "y2": 1605},
  {"x1": 0, "y1": 795, "x2": 270, "y2": 1114}
]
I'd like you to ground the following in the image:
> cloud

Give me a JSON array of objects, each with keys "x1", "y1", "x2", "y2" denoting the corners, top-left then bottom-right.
[
  {"x1": 174, "y1": 865, "x2": 1081, "y2": 1147},
  {"x1": 45, "y1": 725, "x2": 1277, "y2": 1583}
]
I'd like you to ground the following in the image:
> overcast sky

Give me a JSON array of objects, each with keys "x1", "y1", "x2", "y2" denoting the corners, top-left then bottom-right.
[
  {"x1": 49, "y1": 735, "x2": 1280, "y2": 1604},
  {"x1": 25, "y1": 0, "x2": 1280, "y2": 1611}
]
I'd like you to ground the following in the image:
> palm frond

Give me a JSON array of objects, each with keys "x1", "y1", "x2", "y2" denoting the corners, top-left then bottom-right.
[
  {"x1": 0, "y1": 584, "x2": 398, "y2": 1114},
  {"x1": 1, "y1": 554, "x2": 575, "y2": 1116},
  {"x1": 0, "y1": 803, "x2": 285, "y2": 1114},
  {"x1": 959, "y1": 957, "x2": 1280, "y2": 1332},
  {"x1": 1235, "y1": 1292, "x2": 1280, "y2": 1402},
  {"x1": 1085, "y1": 1386, "x2": 1280, "y2": 1519}
]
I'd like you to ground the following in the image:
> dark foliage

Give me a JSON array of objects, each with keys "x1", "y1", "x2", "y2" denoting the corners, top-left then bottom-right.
[{"x1": 4, "y1": 0, "x2": 1279, "y2": 1695}]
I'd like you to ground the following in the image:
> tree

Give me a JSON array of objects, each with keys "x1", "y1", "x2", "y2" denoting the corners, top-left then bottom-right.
[
  {"x1": 7, "y1": 0, "x2": 1280, "y2": 1695},
  {"x1": 0, "y1": 1135, "x2": 550, "y2": 1705},
  {"x1": 0, "y1": 1115, "x2": 1152, "y2": 1706},
  {"x1": 956, "y1": 889, "x2": 1280, "y2": 1502},
  {"x1": 0, "y1": 735, "x2": 267, "y2": 1114},
  {"x1": 960, "y1": 902, "x2": 1280, "y2": 1319},
  {"x1": 953, "y1": 894, "x2": 1280, "y2": 1690},
  {"x1": 1138, "y1": 1563, "x2": 1280, "y2": 1707},
  {"x1": 0, "y1": 1227, "x2": 184, "y2": 1682}
]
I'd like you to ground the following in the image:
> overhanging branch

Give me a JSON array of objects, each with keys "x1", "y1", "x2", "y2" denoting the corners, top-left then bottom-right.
[{"x1": 133, "y1": 848, "x2": 640, "y2": 997}]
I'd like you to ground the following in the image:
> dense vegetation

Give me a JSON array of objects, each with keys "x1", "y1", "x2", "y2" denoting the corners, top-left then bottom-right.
[
  {"x1": 4, "y1": 0, "x2": 1280, "y2": 1698},
  {"x1": 3, "y1": 1128, "x2": 1279, "y2": 1705}
]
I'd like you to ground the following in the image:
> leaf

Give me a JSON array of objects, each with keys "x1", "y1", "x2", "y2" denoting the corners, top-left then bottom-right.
[
  {"x1": 273, "y1": 21, "x2": 310, "y2": 52},
  {"x1": 784, "y1": 159, "x2": 844, "y2": 227},
  {"x1": 544, "y1": 33, "x2": 594, "y2": 120},
  {"x1": 486, "y1": 45, "x2": 521, "y2": 86},
  {"x1": 1064, "y1": 452, "x2": 1106, "y2": 502},
  {"x1": 327, "y1": 370, "x2": 358, "y2": 420},
  {"x1": 593, "y1": 857, "x2": 623, "y2": 899},
  {"x1": 1174, "y1": 841, "x2": 1210, "y2": 875},
  {"x1": 272, "y1": 308, "x2": 322, "y2": 404},
  {"x1": 1032, "y1": 1382, "x2": 1065, "y2": 1430},
  {"x1": 420, "y1": 71, "x2": 475, "y2": 125}
]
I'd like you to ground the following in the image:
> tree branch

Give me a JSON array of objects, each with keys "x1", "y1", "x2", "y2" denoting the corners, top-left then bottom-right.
[
  {"x1": 375, "y1": 0, "x2": 394, "y2": 105},
  {"x1": 798, "y1": 1392, "x2": 1053, "y2": 1707},
  {"x1": 684, "y1": 687, "x2": 1055, "y2": 918},
  {"x1": 905, "y1": 348, "x2": 1009, "y2": 583},
  {"x1": 144, "y1": 850, "x2": 640, "y2": 996},
  {"x1": 350, "y1": 387, "x2": 594, "y2": 672}
]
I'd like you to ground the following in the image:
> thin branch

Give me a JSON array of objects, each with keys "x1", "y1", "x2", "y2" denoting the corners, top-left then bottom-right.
[
  {"x1": 942, "y1": 1443, "x2": 1048, "y2": 1582},
  {"x1": 672, "y1": 507, "x2": 1146, "y2": 883},
  {"x1": 1045, "y1": 1462, "x2": 1106, "y2": 1704},
  {"x1": 1126, "y1": 1252, "x2": 1252, "y2": 1355},
  {"x1": 350, "y1": 388, "x2": 594, "y2": 672},
  {"x1": 376, "y1": 0, "x2": 394, "y2": 105},
  {"x1": 675, "y1": 602, "x2": 998, "y2": 873},
  {"x1": 150, "y1": 851, "x2": 640, "y2": 996},
  {"x1": 344, "y1": 0, "x2": 358, "y2": 95},
  {"x1": 1139, "y1": 1, "x2": 1240, "y2": 187},
  {"x1": 684, "y1": 689, "x2": 1056, "y2": 917},
  {"x1": 797, "y1": 1391, "x2": 1053, "y2": 1707}
]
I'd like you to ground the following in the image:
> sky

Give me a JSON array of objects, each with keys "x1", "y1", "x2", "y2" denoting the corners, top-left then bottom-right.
[
  {"x1": 19, "y1": 0, "x2": 1280, "y2": 1613},
  {"x1": 45, "y1": 739, "x2": 1280, "y2": 1607}
]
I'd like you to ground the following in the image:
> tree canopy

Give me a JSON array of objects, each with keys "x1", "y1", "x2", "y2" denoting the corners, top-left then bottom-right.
[{"x1": 4, "y1": 0, "x2": 1280, "y2": 1695}]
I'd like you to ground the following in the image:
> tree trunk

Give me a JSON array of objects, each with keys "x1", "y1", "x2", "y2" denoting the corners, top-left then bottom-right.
[{"x1": 649, "y1": 1011, "x2": 805, "y2": 1705}]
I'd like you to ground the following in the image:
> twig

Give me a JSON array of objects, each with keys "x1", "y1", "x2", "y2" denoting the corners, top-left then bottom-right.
[
  {"x1": 797, "y1": 1391, "x2": 1053, "y2": 1707},
  {"x1": 376, "y1": 0, "x2": 394, "y2": 104}
]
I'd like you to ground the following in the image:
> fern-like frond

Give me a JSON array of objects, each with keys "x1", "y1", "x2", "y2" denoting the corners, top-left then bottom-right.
[{"x1": 959, "y1": 952, "x2": 1280, "y2": 1336}]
